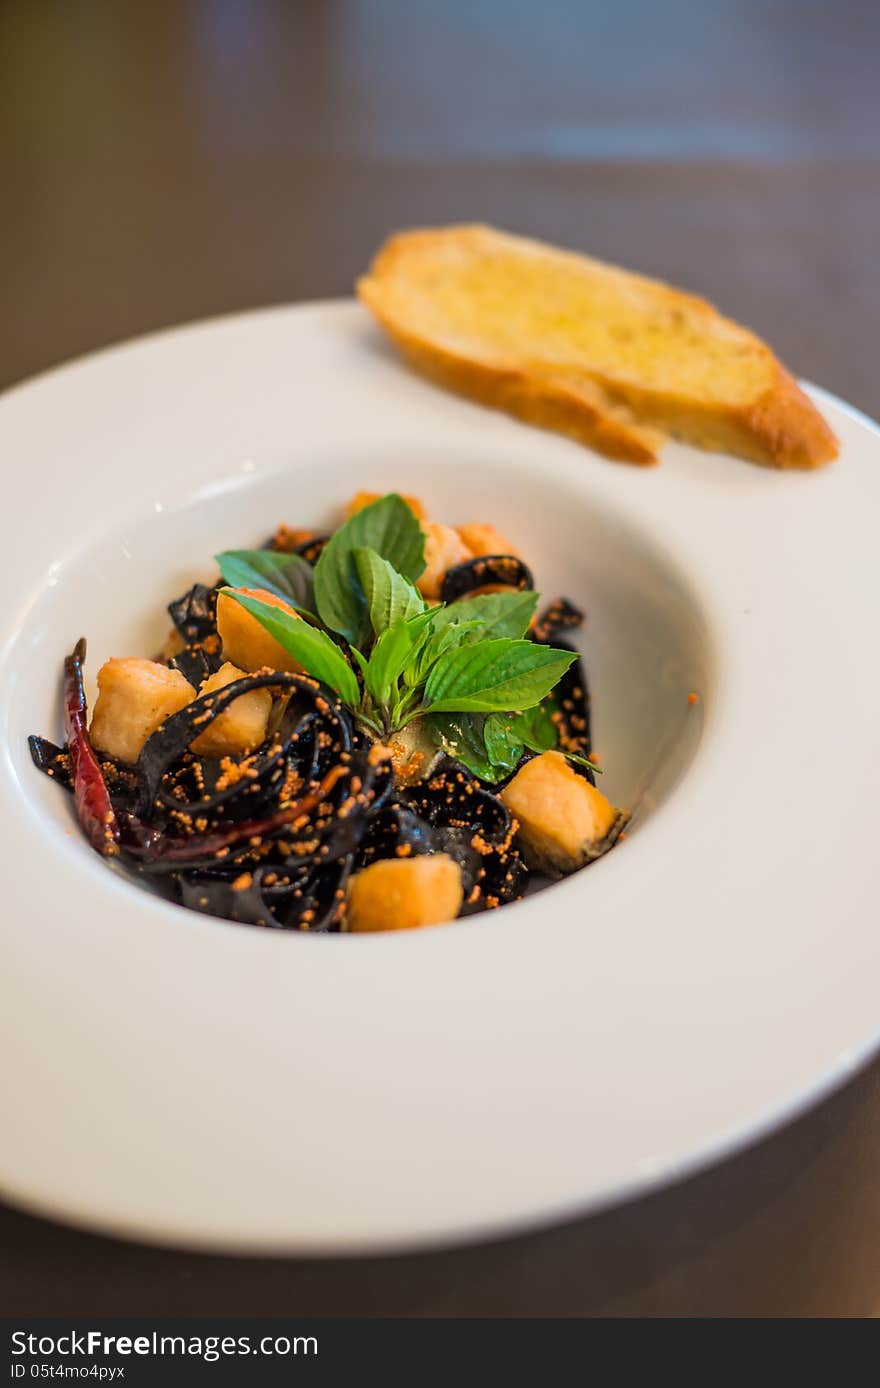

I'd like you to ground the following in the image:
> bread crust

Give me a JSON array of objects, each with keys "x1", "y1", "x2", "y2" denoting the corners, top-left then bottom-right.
[
  {"x1": 360, "y1": 287, "x2": 662, "y2": 464},
  {"x1": 589, "y1": 360, "x2": 837, "y2": 469},
  {"x1": 358, "y1": 225, "x2": 838, "y2": 470}
]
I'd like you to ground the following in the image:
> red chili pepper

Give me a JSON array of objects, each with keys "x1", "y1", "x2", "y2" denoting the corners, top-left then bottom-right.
[
  {"x1": 63, "y1": 638, "x2": 120, "y2": 856},
  {"x1": 121, "y1": 764, "x2": 348, "y2": 866}
]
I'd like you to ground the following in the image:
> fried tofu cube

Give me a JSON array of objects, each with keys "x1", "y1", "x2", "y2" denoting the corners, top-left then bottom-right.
[
  {"x1": 90, "y1": 658, "x2": 194, "y2": 764},
  {"x1": 270, "y1": 525, "x2": 316, "y2": 553},
  {"x1": 346, "y1": 854, "x2": 464, "y2": 932},
  {"x1": 345, "y1": 490, "x2": 426, "y2": 521},
  {"x1": 500, "y1": 750, "x2": 623, "y2": 874},
  {"x1": 417, "y1": 522, "x2": 472, "y2": 600},
  {"x1": 189, "y1": 662, "x2": 272, "y2": 758},
  {"x1": 456, "y1": 522, "x2": 522, "y2": 559},
  {"x1": 216, "y1": 587, "x2": 304, "y2": 674},
  {"x1": 157, "y1": 627, "x2": 185, "y2": 661}
]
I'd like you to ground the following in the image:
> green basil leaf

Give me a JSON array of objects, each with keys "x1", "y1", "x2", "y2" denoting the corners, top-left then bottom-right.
[
  {"x1": 426, "y1": 713, "x2": 501, "y2": 782},
  {"x1": 353, "y1": 546, "x2": 426, "y2": 637},
  {"x1": 389, "y1": 682, "x2": 424, "y2": 730},
  {"x1": 482, "y1": 713, "x2": 525, "y2": 770},
  {"x1": 224, "y1": 589, "x2": 360, "y2": 706},
  {"x1": 407, "y1": 617, "x2": 483, "y2": 686},
  {"x1": 366, "y1": 609, "x2": 434, "y2": 707},
  {"x1": 430, "y1": 589, "x2": 539, "y2": 643},
  {"x1": 424, "y1": 640, "x2": 577, "y2": 714},
  {"x1": 508, "y1": 701, "x2": 558, "y2": 754},
  {"x1": 349, "y1": 645, "x2": 370, "y2": 682},
  {"x1": 510, "y1": 699, "x2": 602, "y2": 773},
  {"x1": 215, "y1": 550, "x2": 315, "y2": 613},
  {"x1": 313, "y1": 494, "x2": 426, "y2": 645},
  {"x1": 425, "y1": 712, "x2": 524, "y2": 784}
]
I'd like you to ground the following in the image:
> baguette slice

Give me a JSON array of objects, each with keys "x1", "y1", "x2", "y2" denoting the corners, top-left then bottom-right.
[{"x1": 357, "y1": 224, "x2": 838, "y2": 469}]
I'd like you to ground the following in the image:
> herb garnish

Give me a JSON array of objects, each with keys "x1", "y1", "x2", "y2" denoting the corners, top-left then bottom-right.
[{"x1": 217, "y1": 494, "x2": 598, "y2": 774}]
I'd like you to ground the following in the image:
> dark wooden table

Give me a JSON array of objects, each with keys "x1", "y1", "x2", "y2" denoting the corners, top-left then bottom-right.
[{"x1": 2, "y1": 1, "x2": 879, "y2": 1317}]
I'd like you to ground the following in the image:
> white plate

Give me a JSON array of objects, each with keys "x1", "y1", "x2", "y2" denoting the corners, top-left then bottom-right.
[{"x1": 1, "y1": 302, "x2": 878, "y2": 1255}]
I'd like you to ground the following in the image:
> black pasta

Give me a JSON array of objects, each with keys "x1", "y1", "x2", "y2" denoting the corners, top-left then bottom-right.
[
  {"x1": 400, "y1": 758, "x2": 528, "y2": 910},
  {"x1": 28, "y1": 509, "x2": 612, "y2": 933},
  {"x1": 531, "y1": 597, "x2": 584, "y2": 645},
  {"x1": 133, "y1": 671, "x2": 353, "y2": 818},
  {"x1": 168, "y1": 643, "x2": 221, "y2": 688},
  {"x1": 167, "y1": 583, "x2": 218, "y2": 643},
  {"x1": 547, "y1": 642, "x2": 594, "y2": 782},
  {"x1": 294, "y1": 535, "x2": 330, "y2": 565},
  {"x1": 440, "y1": 554, "x2": 534, "y2": 603}
]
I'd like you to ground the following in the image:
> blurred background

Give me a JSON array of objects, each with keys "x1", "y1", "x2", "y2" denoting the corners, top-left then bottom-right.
[
  {"x1": 3, "y1": 0, "x2": 880, "y2": 1318},
  {"x1": 3, "y1": 0, "x2": 878, "y2": 416}
]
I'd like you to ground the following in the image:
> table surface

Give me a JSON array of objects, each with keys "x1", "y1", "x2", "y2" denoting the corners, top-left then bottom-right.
[{"x1": 2, "y1": 0, "x2": 879, "y2": 1317}]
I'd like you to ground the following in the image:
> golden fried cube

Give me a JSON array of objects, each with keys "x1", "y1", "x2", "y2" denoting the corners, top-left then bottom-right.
[
  {"x1": 190, "y1": 662, "x2": 272, "y2": 758},
  {"x1": 501, "y1": 750, "x2": 620, "y2": 874},
  {"x1": 347, "y1": 854, "x2": 464, "y2": 932},
  {"x1": 90, "y1": 658, "x2": 194, "y2": 764},
  {"x1": 216, "y1": 587, "x2": 304, "y2": 674}
]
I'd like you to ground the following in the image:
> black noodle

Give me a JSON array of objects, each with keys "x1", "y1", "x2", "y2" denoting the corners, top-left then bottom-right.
[
  {"x1": 531, "y1": 596, "x2": 584, "y2": 645},
  {"x1": 293, "y1": 535, "x2": 330, "y2": 565},
  {"x1": 549, "y1": 642, "x2": 595, "y2": 784},
  {"x1": 397, "y1": 758, "x2": 528, "y2": 910},
  {"x1": 168, "y1": 644, "x2": 220, "y2": 688},
  {"x1": 27, "y1": 735, "x2": 68, "y2": 782},
  {"x1": 165, "y1": 582, "x2": 223, "y2": 685},
  {"x1": 356, "y1": 795, "x2": 523, "y2": 913},
  {"x1": 440, "y1": 554, "x2": 534, "y2": 603},
  {"x1": 167, "y1": 583, "x2": 218, "y2": 643},
  {"x1": 133, "y1": 671, "x2": 353, "y2": 817},
  {"x1": 28, "y1": 736, "x2": 143, "y2": 810},
  {"x1": 527, "y1": 600, "x2": 594, "y2": 783}
]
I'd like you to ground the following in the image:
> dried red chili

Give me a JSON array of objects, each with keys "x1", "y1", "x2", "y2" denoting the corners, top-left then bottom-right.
[{"x1": 63, "y1": 638, "x2": 120, "y2": 856}]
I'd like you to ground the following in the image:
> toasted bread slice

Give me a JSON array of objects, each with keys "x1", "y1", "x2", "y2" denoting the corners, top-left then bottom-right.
[{"x1": 357, "y1": 224, "x2": 838, "y2": 469}]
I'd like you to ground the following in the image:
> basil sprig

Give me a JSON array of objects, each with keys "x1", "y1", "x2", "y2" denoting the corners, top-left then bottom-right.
[
  {"x1": 218, "y1": 495, "x2": 587, "y2": 767},
  {"x1": 353, "y1": 547, "x2": 426, "y2": 636},
  {"x1": 350, "y1": 610, "x2": 435, "y2": 734},
  {"x1": 313, "y1": 494, "x2": 426, "y2": 648}
]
